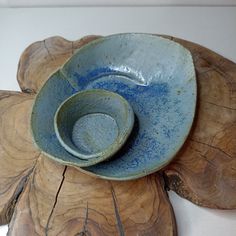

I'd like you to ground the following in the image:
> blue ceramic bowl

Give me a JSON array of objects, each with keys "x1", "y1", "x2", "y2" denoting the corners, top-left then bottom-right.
[
  {"x1": 54, "y1": 89, "x2": 134, "y2": 165},
  {"x1": 31, "y1": 33, "x2": 196, "y2": 180}
]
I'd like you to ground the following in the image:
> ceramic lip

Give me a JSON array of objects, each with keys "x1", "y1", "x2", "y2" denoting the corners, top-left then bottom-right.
[{"x1": 54, "y1": 89, "x2": 135, "y2": 164}]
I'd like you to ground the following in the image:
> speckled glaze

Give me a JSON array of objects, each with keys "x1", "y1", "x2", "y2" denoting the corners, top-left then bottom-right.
[
  {"x1": 31, "y1": 33, "x2": 196, "y2": 180},
  {"x1": 54, "y1": 89, "x2": 134, "y2": 165}
]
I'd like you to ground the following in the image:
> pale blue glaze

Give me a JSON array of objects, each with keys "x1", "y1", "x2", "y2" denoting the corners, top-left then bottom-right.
[
  {"x1": 31, "y1": 33, "x2": 196, "y2": 180},
  {"x1": 54, "y1": 89, "x2": 134, "y2": 165}
]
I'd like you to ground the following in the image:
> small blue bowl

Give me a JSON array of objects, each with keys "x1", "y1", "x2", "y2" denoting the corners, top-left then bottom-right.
[
  {"x1": 54, "y1": 89, "x2": 134, "y2": 166},
  {"x1": 31, "y1": 33, "x2": 196, "y2": 180}
]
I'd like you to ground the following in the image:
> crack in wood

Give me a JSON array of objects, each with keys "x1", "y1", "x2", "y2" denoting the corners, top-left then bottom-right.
[
  {"x1": 76, "y1": 202, "x2": 91, "y2": 236},
  {"x1": 196, "y1": 68, "x2": 215, "y2": 75},
  {"x1": 110, "y1": 183, "x2": 125, "y2": 236},
  {"x1": 212, "y1": 66, "x2": 236, "y2": 93},
  {"x1": 22, "y1": 88, "x2": 36, "y2": 94},
  {"x1": 2, "y1": 149, "x2": 41, "y2": 227},
  {"x1": 161, "y1": 172, "x2": 170, "y2": 191},
  {"x1": 204, "y1": 100, "x2": 236, "y2": 110},
  {"x1": 43, "y1": 40, "x2": 54, "y2": 61},
  {"x1": 190, "y1": 138, "x2": 233, "y2": 159},
  {"x1": 45, "y1": 166, "x2": 67, "y2": 236},
  {"x1": 0, "y1": 168, "x2": 34, "y2": 195},
  {"x1": 1, "y1": 167, "x2": 34, "y2": 225},
  {"x1": 189, "y1": 146, "x2": 217, "y2": 168}
]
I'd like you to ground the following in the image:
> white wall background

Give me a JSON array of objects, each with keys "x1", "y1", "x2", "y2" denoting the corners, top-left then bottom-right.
[
  {"x1": 0, "y1": 0, "x2": 236, "y2": 7},
  {"x1": 0, "y1": 6, "x2": 236, "y2": 236}
]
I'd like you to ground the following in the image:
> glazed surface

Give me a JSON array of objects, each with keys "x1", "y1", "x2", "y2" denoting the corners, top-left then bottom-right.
[{"x1": 31, "y1": 34, "x2": 196, "y2": 179}]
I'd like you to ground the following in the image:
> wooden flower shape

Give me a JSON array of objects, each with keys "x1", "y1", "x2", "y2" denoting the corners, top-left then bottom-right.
[{"x1": 0, "y1": 35, "x2": 235, "y2": 235}]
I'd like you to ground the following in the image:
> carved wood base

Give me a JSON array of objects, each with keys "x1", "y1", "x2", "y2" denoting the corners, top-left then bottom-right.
[{"x1": 0, "y1": 35, "x2": 235, "y2": 235}]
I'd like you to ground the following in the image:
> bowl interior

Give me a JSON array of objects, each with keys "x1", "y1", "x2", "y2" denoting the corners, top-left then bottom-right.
[{"x1": 54, "y1": 89, "x2": 134, "y2": 161}]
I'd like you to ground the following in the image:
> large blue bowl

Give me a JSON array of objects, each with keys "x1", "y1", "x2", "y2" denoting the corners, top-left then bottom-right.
[{"x1": 31, "y1": 33, "x2": 196, "y2": 180}]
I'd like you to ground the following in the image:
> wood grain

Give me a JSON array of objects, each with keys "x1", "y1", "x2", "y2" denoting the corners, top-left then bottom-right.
[
  {"x1": 163, "y1": 37, "x2": 236, "y2": 209},
  {"x1": 0, "y1": 91, "x2": 39, "y2": 224},
  {"x1": 8, "y1": 156, "x2": 176, "y2": 236},
  {"x1": 17, "y1": 35, "x2": 101, "y2": 94}
]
